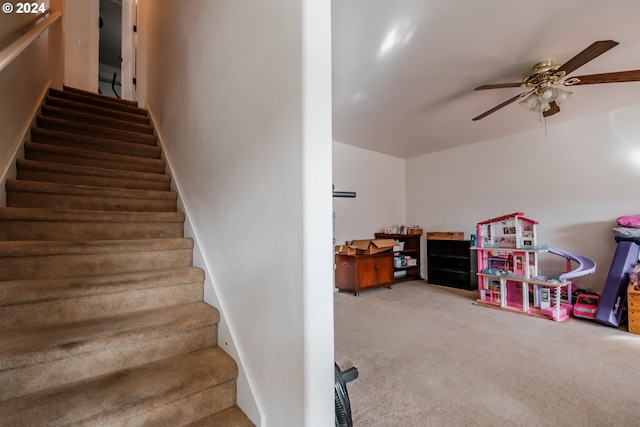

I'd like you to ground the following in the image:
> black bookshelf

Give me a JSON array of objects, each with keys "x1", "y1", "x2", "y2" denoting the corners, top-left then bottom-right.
[{"x1": 426, "y1": 239, "x2": 477, "y2": 290}]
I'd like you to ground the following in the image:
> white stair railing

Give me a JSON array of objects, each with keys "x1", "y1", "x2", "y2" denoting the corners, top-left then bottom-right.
[{"x1": 0, "y1": 9, "x2": 62, "y2": 73}]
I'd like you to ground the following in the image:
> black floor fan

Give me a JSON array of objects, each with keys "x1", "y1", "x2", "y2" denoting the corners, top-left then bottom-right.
[{"x1": 335, "y1": 362, "x2": 358, "y2": 427}]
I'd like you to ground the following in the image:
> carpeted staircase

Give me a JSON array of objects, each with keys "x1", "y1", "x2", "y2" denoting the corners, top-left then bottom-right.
[{"x1": 0, "y1": 86, "x2": 254, "y2": 426}]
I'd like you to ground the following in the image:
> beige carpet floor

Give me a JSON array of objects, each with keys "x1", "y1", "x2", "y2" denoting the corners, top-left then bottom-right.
[{"x1": 334, "y1": 281, "x2": 640, "y2": 427}]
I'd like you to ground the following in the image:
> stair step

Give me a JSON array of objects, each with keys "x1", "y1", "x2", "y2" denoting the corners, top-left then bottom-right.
[
  {"x1": 16, "y1": 158, "x2": 171, "y2": 191},
  {"x1": 0, "y1": 268, "x2": 204, "y2": 330},
  {"x1": 0, "y1": 265, "x2": 202, "y2": 307},
  {"x1": 6, "y1": 179, "x2": 177, "y2": 212},
  {"x1": 1, "y1": 84, "x2": 248, "y2": 424},
  {"x1": 37, "y1": 115, "x2": 158, "y2": 146},
  {"x1": 0, "y1": 347, "x2": 237, "y2": 426},
  {"x1": 42, "y1": 104, "x2": 154, "y2": 134},
  {"x1": 0, "y1": 318, "x2": 230, "y2": 425},
  {"x1": 0, "y1": 237, "x2": 193, "y2": 280},
  {"x1": 49, "y1": 87, "x2": 147, "y2": 116},
  {"x1": 63, "y1": 85, "x2": 139, "y2": 107},
  {"x1": 189, "y1": 406, "x2": 255, "y2": 427},
  {"x1": 0, "y1": 207, "x2": 184, "y2": 240},
  {"x1": 31, "y1": 127, "x2": 161, "y2": 159},
  {"x1": 0, "y1": 303, "x2": 216, "y2": 400},
  {"x1": 25, "y1": 141, "x2": 166, "y2": 174},
  {"x1": 45, "y1": 96, "x2": 151, "y2": 125}
]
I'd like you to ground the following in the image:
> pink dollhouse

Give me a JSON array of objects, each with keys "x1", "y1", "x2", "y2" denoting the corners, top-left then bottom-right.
[{"x1": 474, "y1": 212, "x2": 574, "y2": 321}]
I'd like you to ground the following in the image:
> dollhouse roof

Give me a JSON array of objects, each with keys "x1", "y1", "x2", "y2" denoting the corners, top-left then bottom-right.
[{"x1": 477, "y1": 212, "x2": 539, "y2": 226}]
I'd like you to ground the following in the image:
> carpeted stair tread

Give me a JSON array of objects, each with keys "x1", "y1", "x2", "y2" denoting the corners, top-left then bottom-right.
[
  {"x1": 63, "y1": 85, "x2": 139, "y2": 107},
  {"x1": 6, "y1": 179, "x2": 175, "y2": 199},
  {"x1": 0, "y1": 302, "x2": 217, "y2": 371},
  {"x1": 0, "y1": 237, "x2": 192, "y2": 257},
  {"x1": 6, "y1": 179, "x2": 177, "y2": 212},
  {"x1": 24, "y1": 141, "x2": 166, "y2": 174},
  {"x1": 0, "y1": 279, "x2": 202, "y2": 332},
  {"x1": 0, "y1": 266, "x2": 203, "y2": 307},
  {"x1": 45, "y1": 96, "x2": 151, "y2": 124},
  {"x1": 0, "y1": 347, "x2": 237, "y2": 426},
  {"x1": 0, "y1": 279, "x2": 203, "y2": 332},
  {"x1": 188, "y1": 406, "x2": 255, "y2": 427},
  {"x1": 37, "y1": 115, "x2": 158, "y2": 146},
  {"x1": 0, "y1": 238, "x2": 194, "y2": 280},
  {"x1": 31, "y1": 127, "x2": 161, "y2": 158},
  {"x1": 17, "y1": 159, "x2": 168, "y2": 182},
  {"x1": 0, "y1": 302, "x2": 216, "y2": 401},
  {"x1": 49, "y1": 87, "x2": 147, "y2": 116},
  {"x1": 42, "y1": 104, "x2": 154, "y2": 134},
  {"x1": 16, "y1": 158, "x2": 171, "y2": 191},
  {"x1": 0, "y1": 206, "x2": 182, "y2": 223},
  {"x1": 0, "y1": 207, "x2": 185, "y2": 240},
  {"x1": 6, "y1": 181, "x2": 176, "y2": 212}
]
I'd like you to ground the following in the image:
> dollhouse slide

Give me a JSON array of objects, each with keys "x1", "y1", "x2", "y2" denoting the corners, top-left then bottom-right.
[
  {"x1": 547, "y1": 248, "x2": 596, "y2": 281},
  {"x1": 595, "y1": 238, "x2": 640, "y2": 327}
]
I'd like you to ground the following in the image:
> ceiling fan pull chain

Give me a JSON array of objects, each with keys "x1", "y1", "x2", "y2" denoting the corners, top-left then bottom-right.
[{"x1": 537, "y1": 110, "x2": 549, "y2": 136}]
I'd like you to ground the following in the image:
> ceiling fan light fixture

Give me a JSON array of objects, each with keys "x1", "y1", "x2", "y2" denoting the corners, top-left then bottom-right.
[
  {"x1": 518, "y1": 86, "x2": 572, "y2": 113},
  {"x1": 554, "y1": 88, "x2": 572, "y2": 104},
  {"x1": 519, "y1": 93, "x2": 539, "y2": 111}
]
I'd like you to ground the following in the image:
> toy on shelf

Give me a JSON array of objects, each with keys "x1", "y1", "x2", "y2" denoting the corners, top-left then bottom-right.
[{"x1": 473, "y1": 212, "x2": 596, "y2": 322}]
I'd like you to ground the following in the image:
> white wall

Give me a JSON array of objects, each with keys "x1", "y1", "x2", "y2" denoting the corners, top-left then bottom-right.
[
  {"x1": 332, "y1": 141, "x2": 407, "y2": 246},
  {"x1": 64, "y1": 0, "x2": 98, "y2": 91},
  {"x1": 137, "y1": 1, "x2": 333, "y2": 426},
  {"x1": 0, "y1": 0, "x2": 63, "y2": 205},
  {"x1": 407, "y1": 104, "x2": 640, "y2": 292}
]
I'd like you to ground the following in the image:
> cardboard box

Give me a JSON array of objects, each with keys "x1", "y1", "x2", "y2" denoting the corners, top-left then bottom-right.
[
  {"x1": 349, "y1": 239, "x2": 398, "y2": 255},
  {"x1": 426, "y1": 231, "x2": 464, "y2": 240},
  {"x1": 335, "y1": 244, "x2": 357, "y2": 256}
]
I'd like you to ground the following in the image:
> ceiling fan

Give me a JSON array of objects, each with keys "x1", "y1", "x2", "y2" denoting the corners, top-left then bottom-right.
[{"x1": 472, "y1": 40, "x2": 640, "y2": 121}]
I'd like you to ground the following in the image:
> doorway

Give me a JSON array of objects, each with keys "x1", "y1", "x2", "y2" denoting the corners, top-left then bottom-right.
[{"x1": 98, "y1": 0, "x2": 136, "y2": 101}]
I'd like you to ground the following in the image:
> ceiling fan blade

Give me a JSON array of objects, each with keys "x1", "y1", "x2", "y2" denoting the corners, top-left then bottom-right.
[
  {"x1": 475, "y1": 82, "x2": 522, "y2": 90},
  {"x1": 564, "y1": 69, "x2": 640, "y2": 85},
  {"x1": 472, "y1": 91, "x2": 530, "y2": 121},
  {"x1": 542, "y1": 101, "x2": 560, "y2": 117},
  {"x1": 556, "y1": 40, "x2": 619, "y2": 76}
]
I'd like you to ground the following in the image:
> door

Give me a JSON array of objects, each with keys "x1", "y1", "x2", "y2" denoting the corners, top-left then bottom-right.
[
  {"x1": 120, "y1": 0, "x2": 137, "y2": 101},
  {"x1": 97, "y1": 0, "x2": 136, "y2": 100}
]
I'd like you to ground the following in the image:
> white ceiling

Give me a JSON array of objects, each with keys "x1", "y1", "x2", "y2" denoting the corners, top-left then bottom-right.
[{"x1": 332, "y1": 0, "x2": 640, "y2": 159}]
